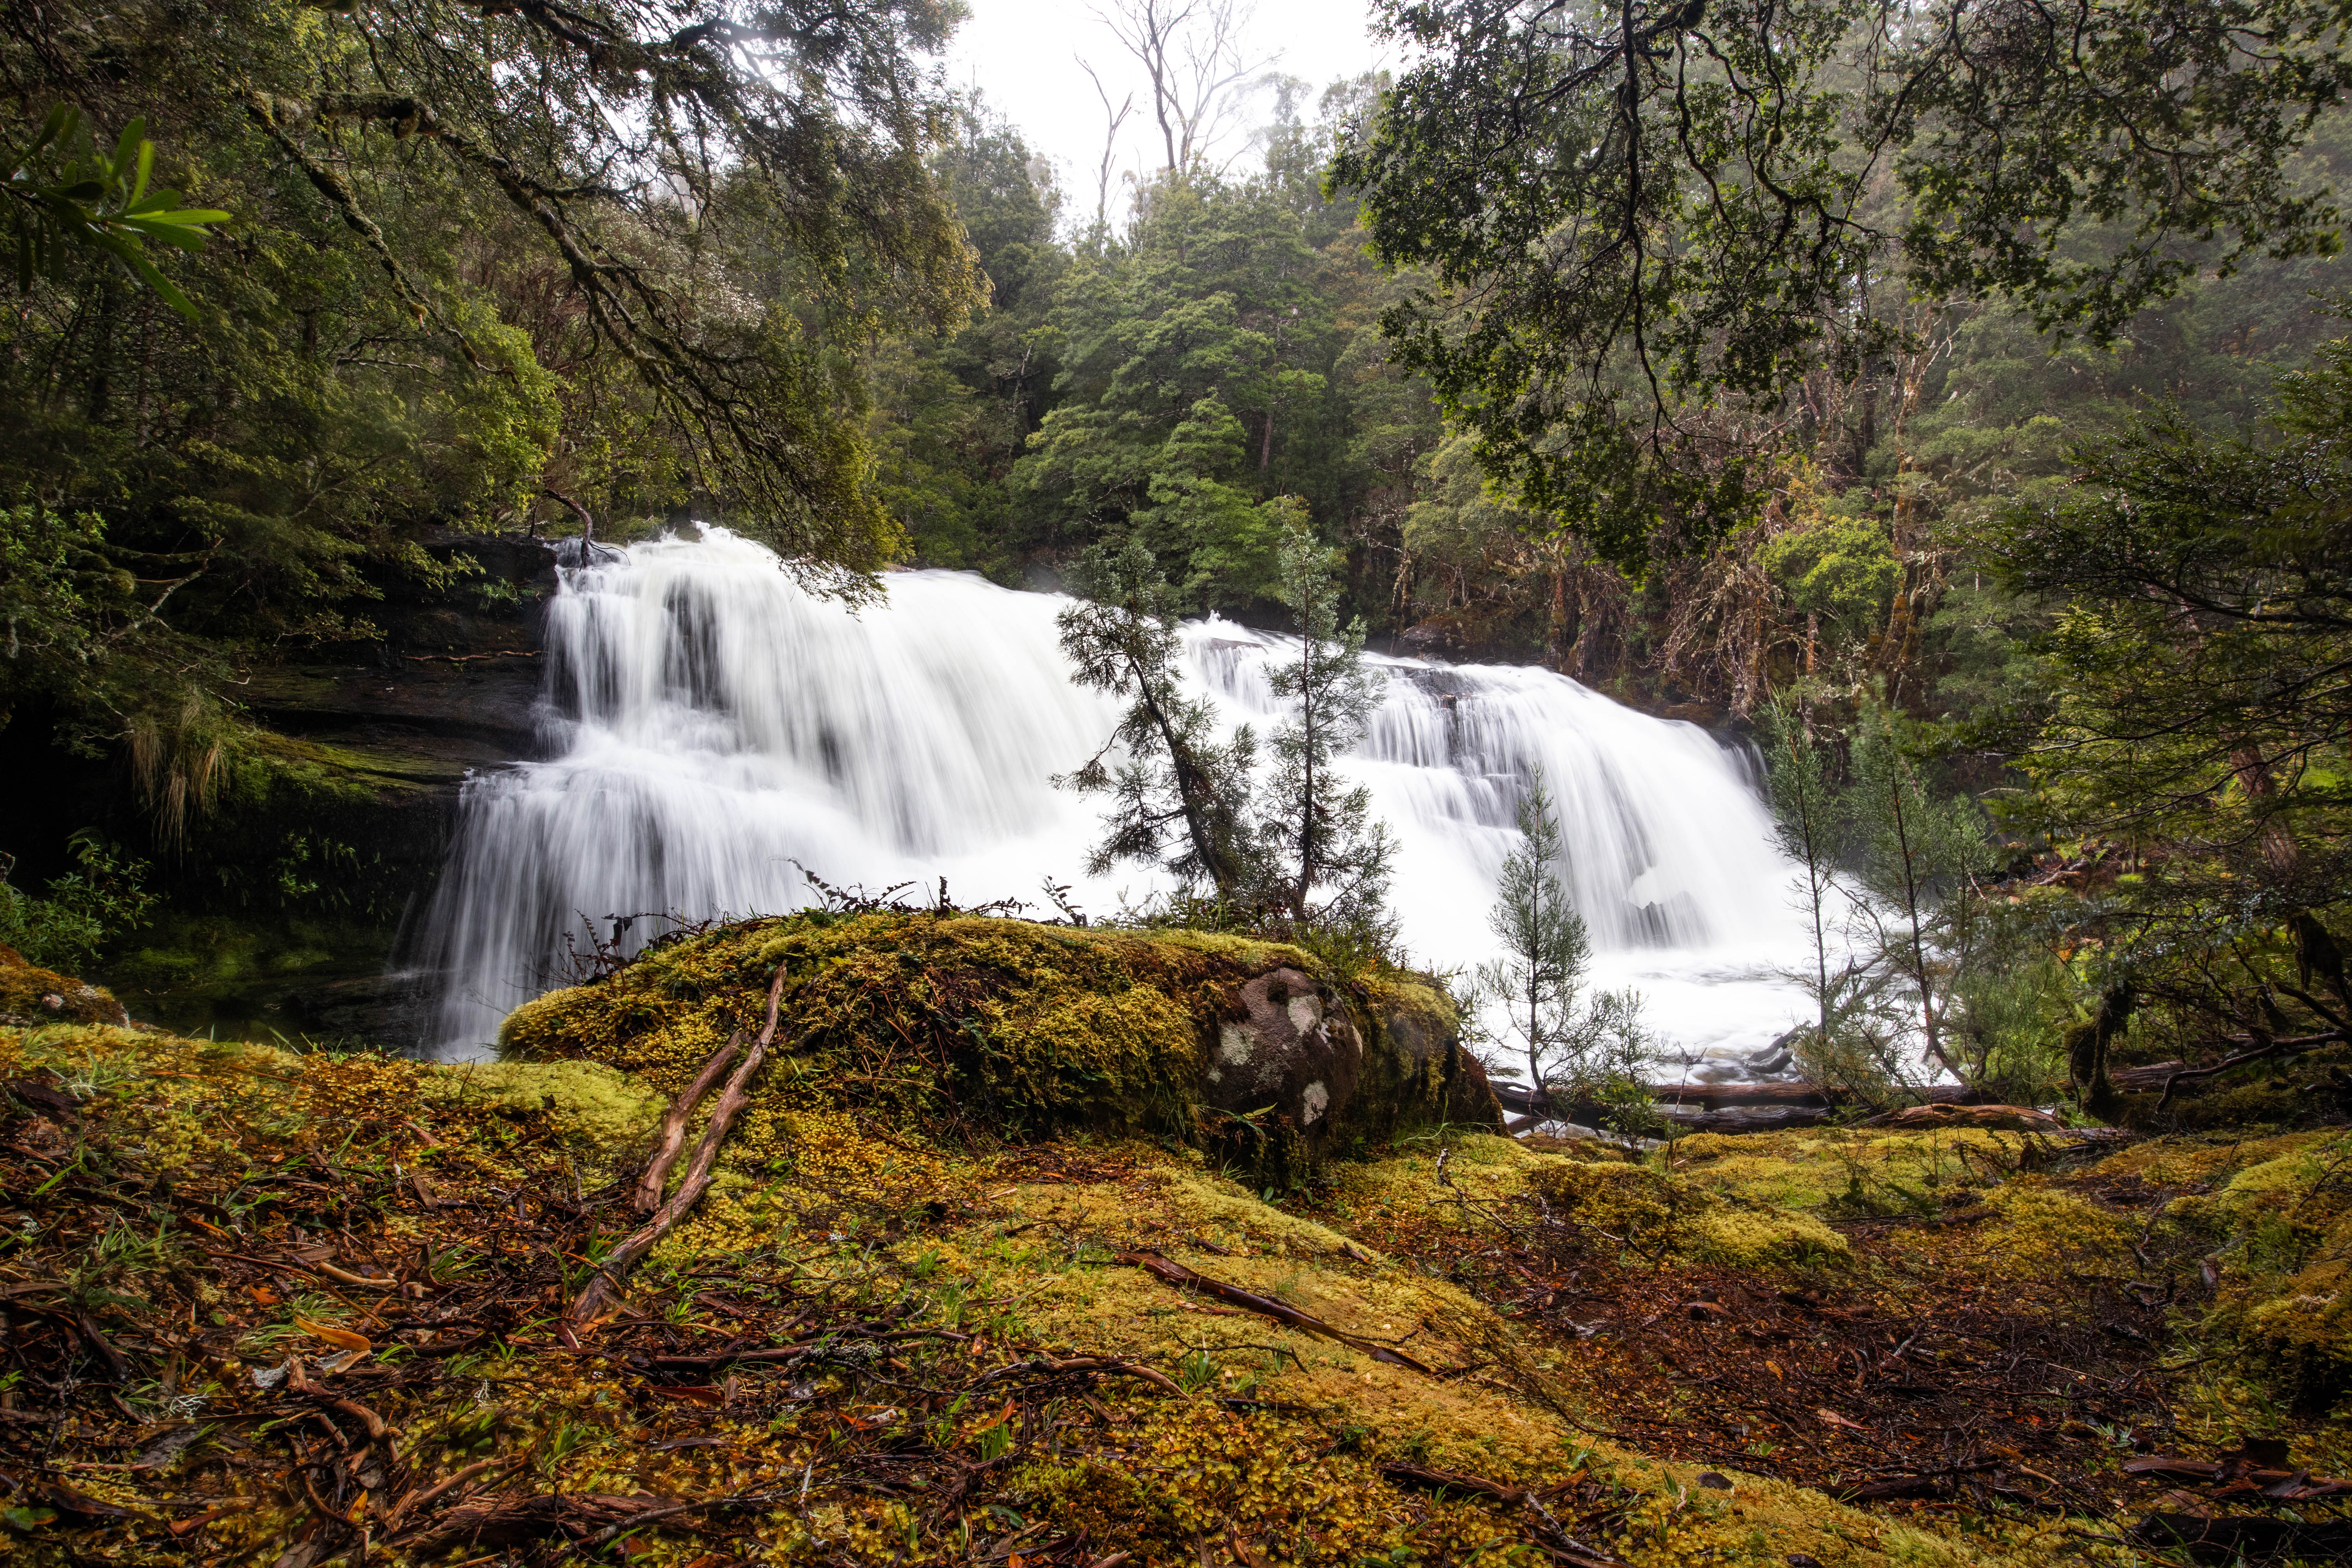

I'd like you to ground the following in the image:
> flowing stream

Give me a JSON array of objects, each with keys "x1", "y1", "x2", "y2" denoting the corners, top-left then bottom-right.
[{"x1": 415, "y1": 530, "x2": 1815, "y2": 1064}]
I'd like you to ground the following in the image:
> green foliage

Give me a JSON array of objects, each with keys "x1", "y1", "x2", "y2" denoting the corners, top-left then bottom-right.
[
  {"x1": 871, "y1": 97, "x2": 1067, "y2": 574},
  {"x1": 1756, "y1": 516, "x2": 1899, "y2": 650},
  {"x1": 1014, "y1": 165, "x2": 1388, "y2": 611},
  {"x1": 1934, "y1": 323, "x2": 2352, "y2": 1081},
  {"x1": 0, "y1": 0, "x2": 984, "y2": 808},
  {"x1": 1472, "y1": 770, "x2": 1648, "y2": 1129},
  {"x1": 4, "y1": 107, "x2": 227, "y2": 317},
  {"x1": 0, "y1": 835, "x2": 154, "y2": 973},
  {"x1": 1970, "y1": 327, "x2": 2352, "y2": 924},
  {"x1": 1334, "y1": 0, "x2": 2352, "y2": 569},
  {"x1": 1942, "y1": 915, "x2": 2078, "y2": 1107},
  {"x1": 0, "y1": 504, "x2": 117, "y2": 715},
  {"x1": 1260, "y1": 516, "x2": 1393, "y2": 925},
  {"x1": 1054, "y1": 539, "x2": 1261, "y2": 898}
]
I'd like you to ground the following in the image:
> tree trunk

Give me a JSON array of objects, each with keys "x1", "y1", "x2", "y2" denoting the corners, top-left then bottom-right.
[{"x1": 2065, "y1": 983, "x2": 2137, "y2": 1122}]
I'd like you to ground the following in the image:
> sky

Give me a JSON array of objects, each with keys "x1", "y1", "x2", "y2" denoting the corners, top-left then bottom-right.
[{"x1": 941, "y1": 0, "x2": 1392, "y2": 221}]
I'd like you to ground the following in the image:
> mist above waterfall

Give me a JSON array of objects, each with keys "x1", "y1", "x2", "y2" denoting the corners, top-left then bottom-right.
[{"x1": 416, "y1": 531, "x2": 1815, "y2": 1060}]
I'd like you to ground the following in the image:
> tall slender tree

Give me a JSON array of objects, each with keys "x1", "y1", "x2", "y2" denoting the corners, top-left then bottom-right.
[
  {"x1": 1844, "y1": 702, "x2": 1995, "y2": 1082},
  {"x1": 1475, "y1": 769, "x2": 1648, "y2": 1122},
  {"x1": 1261, "y1": 514, "x2": 1392, "y2": 923},
  {"x1": 1760, "y1": 696, "x2": 1841, "y2": 1054}
]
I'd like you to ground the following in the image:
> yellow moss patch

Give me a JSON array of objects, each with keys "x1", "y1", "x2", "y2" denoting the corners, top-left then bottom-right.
[
  {"x1": 2221, "y1": 1135, "x2": 2351, "y2": 1203},
  {"x1": 1690, "y1": 1204, "x2": 1851, "y2": 1269},
  {"x1": 5, "y1": 1013, "x2": 2062, "y2": 1568},
  {"x1": 2081, "y1": 1129, "x2": 2327, "y2": 1189},
  {"x1": 1959, "y1": 1184, "x2": 2138, "y2": 1281},
  {"x1": 417, "y1": 1059, "x2": 664, "y2": 1152},
  {"x1": 1016, "y1": 1401, "x2": 1521, "y2": 1567},
  {"x1": 1674, "y1": 1128, "x2": 2029, "y2": 1215},
  {"x1": 1526, "y1": 1153, "x2": 1853, "y2": 1269}
]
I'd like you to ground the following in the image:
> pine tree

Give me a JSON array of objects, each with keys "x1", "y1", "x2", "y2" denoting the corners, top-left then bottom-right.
[
  {"x1": 1473, "y1": 769, "x2": 1648, "y2": 1126},
  {"x1": 1843, "y1": 702, "x2": 1996, "y2": 1083},
  {"x1": 1055, "y1": 539, "x2": 1258, "y2": 898},
  {"x1": 1260, "y1": 515, "x2": 1392, "y2": 926},
  {"x1": 1759, "y1": 695, "x2": 1841, "y2": 1055}
]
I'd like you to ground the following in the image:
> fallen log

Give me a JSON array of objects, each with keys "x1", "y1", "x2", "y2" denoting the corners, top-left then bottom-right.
[
  {"x1": 1493, "y1": 1079, "x2": 1986, "y2": 1130},
  {"x1": 1653, "y1": 1104, "x2": 1829, "y2": 1134}
]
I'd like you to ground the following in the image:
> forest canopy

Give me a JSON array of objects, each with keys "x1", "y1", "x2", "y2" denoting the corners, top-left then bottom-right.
[
  {"x1": 1331, "y1": 0, "x2": 2352, "y2": 568},
  {"x1": 0, "y1": 0, "x2": 983, "y2": 747}
]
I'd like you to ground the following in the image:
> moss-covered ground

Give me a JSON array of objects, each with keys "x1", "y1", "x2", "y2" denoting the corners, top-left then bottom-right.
[{"x1": 1, "y1": 921, "x2": 2347, "y2": 1566}]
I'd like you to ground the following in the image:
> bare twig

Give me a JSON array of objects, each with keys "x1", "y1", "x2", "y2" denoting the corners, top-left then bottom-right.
[
  {"x1": 634, "y1": 1033, "x2": 744, "y2": 1214},
  {"x1": 569, "y1": 970, "x2": 788, "y2": 1324}
]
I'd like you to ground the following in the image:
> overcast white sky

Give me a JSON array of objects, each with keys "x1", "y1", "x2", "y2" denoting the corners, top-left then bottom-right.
[{"x1": 941, "y1": 0, "x2": 1392, "y2": 220}]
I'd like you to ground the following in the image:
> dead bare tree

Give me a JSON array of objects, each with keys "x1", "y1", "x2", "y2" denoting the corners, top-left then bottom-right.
[
  {"x1": 1077, "y1": 57, "x2": 1138, "y2": 232},
  {"x1": 1092, "y1": 0, "x2": 1271, "y2": 174}
]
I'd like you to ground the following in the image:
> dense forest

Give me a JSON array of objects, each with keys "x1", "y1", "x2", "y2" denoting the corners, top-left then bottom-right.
[
  {"x1": 0, "y1": 0, "x2": 2342, "y2": 1073},
  {"x1": 4, "y1": 0, "x2": 2347, "y2": 1115},
  {"x1": 4, "y1": 2, "x2": 2352, "y2": 1563}
]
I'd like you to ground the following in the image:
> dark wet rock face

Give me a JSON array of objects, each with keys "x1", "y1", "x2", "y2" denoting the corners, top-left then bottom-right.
[
  {"x1": 1375, "y1": 1000, "x2": 1503, "y2": 1133},
  {"x1": 103, "y1": 532, "x2": 560, "y2": 1048}
]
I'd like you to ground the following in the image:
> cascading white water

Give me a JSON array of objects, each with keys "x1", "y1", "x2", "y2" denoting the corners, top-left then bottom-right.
[{"x1": 416, "y1": 529, "x2": 1816, "y2": 1061}]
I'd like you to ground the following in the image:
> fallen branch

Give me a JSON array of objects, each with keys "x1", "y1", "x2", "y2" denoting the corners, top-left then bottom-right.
[
  {"x1": 2123, "y1": 1453, "x2": 2352, "y2": 1500},
  {"x1": 394, "y1": 1491, "x2": 686, "y2": 1553},
  {"x1": 574, "y1": 1494, "x2": 762, "y2": 1553},
  {"x1": 2155, "y1": 1031, "x2": 2348, "y2": 1112},
  {"x1": 569, "y1": 970, "x2": 787, "y2": 1325},
  {"x1": 648, "y1": 1326, "x2": 969, "y2": 1373},
  {"x1": 1118, "y1": 1252, "x2": 1439, "y2": 1375},
  {"x1": 1380, "y1": 1460, "x2": 1524, "y2": 1503},
  {"x1": 1378, "y1": 1464, "x2": 1628, "y2": 1566},
  {"x1": 635, "y1": 1031, "x2": 743, "y2": 1213},
  {"x1": 382, "y1": 1458, "x2": 501, "y2": 1532}
]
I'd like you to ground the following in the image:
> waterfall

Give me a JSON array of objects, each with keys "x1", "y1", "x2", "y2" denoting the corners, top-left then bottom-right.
[{"x1": 415, "y1": 530, "x2": 1814, "y2": 1061}]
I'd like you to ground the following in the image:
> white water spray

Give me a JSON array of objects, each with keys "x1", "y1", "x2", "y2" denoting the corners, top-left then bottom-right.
[{"x1": 415, "y1": 530, "x2": 1816, "y2": 1060}]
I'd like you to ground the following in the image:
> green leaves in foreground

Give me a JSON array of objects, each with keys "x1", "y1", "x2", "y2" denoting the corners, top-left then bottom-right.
[{"x1": 4, "y1": 107, "x2": 228, "y2": 318}]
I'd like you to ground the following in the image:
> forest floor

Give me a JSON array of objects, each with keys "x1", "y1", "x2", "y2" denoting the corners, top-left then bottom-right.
[{"x1": 1, "y1": 949, "x2": 2349, "y2": 1567}]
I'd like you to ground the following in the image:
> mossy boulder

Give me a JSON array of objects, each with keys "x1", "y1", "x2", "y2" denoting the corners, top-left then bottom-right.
[
  {"x1": 498, "y1": 913, "x2": 1499, "y2": 1181},
  {"x1": 0, "y1": 945, "x2": 129, "y2": 1025}
]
